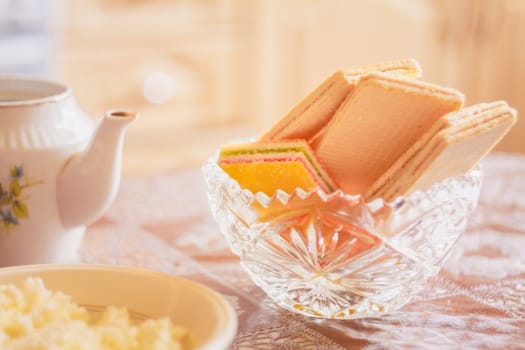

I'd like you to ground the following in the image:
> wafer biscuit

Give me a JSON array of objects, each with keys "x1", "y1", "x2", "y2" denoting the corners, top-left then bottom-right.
[
  {"x1": 260, "y1": 59, "x2": 422, "y2": 142},
  {"x1": 364, "y1": 101, "x2": 506, "y2": 201},
  {"x1": 368, "y1": 103, "x2": 517, "y2": 201},
  {"x1": 314, "y1": 72, "x2": 464, "y2": 195},
  {"x1": 219, "y1": 140, "x2": 336, "y2": 196}
]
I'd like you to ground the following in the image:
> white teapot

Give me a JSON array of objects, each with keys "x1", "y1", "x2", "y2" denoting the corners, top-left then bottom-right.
[{"x1": 0, "y1": 77, "x2": 135, "y2": 266}]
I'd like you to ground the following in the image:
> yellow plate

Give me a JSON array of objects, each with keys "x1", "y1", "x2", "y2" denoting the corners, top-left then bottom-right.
[{"x1": 0, "y1": 264, "x2": 237, "y2": 350}]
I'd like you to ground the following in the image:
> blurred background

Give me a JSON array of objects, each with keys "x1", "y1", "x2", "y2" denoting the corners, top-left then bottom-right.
[{"x1": 1, "y1": 0, "x2": 524, "y2": 175}]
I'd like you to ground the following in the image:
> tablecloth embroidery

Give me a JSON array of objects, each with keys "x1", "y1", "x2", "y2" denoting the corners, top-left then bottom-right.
[{"x1": 82, "y1": 153, "x2": 525, "y2": 349}]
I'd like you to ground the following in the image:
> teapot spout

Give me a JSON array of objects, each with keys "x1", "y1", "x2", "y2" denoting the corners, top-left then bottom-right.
[{"x1": 57, "y1": 110, "x2": 136, "y2": 228}]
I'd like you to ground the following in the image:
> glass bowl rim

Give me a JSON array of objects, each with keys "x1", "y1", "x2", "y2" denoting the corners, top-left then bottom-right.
[{"x1": 203, "y1": 147, "x2": 482, "y2": 209}]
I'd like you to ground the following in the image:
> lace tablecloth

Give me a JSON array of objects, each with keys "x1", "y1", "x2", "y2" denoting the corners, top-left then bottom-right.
[{"x1": 82, "y1": 153, "x2": 525, "y2": 349}]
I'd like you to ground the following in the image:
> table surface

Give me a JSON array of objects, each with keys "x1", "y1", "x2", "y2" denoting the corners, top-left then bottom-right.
[{"x1": 83, "y1": 153, "x2": 525, "y2": 350}]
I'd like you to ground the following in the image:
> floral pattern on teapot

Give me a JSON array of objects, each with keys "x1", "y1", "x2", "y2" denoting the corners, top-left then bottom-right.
[{"x1": 0, "y1": 165, "x2": 41, "y2": 232}]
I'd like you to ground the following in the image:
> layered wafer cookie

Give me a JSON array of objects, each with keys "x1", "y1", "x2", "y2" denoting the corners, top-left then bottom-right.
[
  {"x1": 365, "y1": 102, "x2": 517, "y2": 202},
  {"x1": 259, "y1": 59, "x2": 422, "y2": 143},
  {"x1": 218, "y1": 140, "x2": 336, "y2": 196},
  {"x1": 364, "y1": 101, "x2": 506, "y2": 201},
  {"x1": 314, "y1": 72, "x2": 464, "y2": 195}
]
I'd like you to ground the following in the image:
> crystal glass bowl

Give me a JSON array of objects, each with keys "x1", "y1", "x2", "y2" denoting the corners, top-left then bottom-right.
[{"x1": 203, "y1": 151, "x2": 482, "y2": 319}]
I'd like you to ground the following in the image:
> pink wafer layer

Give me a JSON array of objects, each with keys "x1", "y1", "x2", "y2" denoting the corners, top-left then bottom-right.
[{"x1": 219, "y1": 140, "x2": 337, "y2": 194}]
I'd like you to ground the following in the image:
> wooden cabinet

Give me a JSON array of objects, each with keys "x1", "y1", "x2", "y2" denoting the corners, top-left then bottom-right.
[{"x1": 61, "y1": 1, "x2": 524, "y2": 175}]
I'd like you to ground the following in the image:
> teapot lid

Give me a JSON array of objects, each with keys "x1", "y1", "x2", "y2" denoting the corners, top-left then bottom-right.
[{"x1": 0, "y1": 78, "x2": 94, "y2": 150}]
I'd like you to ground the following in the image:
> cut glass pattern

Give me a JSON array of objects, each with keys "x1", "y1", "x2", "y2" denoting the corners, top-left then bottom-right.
[{"x1": 203, "y1": 152, "x2": 482, "y2": 319}]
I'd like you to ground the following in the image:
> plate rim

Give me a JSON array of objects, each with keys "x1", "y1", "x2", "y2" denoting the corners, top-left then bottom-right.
[{"x1": 0, "y1": 263, "x2": 237, "y2": 350}]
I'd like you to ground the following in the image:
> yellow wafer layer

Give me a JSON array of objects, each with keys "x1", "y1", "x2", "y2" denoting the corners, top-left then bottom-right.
[
  {"x1": 219, "y1": 140, "x2": 337, "y2": 196},
  {"x1": 220, "y1": 160, "x2": 319, "y2": 196}
]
